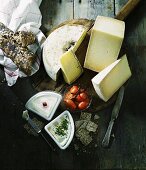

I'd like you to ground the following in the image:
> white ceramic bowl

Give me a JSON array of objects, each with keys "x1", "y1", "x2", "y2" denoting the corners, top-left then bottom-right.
[
  {"x1": 25, "y1": 91, "x2": 62, "y2": 121},
  {"x1": 44, "y1": 110, "x2": 74, "y2": 149}
]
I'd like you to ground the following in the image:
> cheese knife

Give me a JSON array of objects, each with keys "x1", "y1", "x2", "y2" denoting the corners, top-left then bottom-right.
[
  {"x1": 22, "y1": 110, "x2": 55, "y2": 151},
  {"x1": 102, "y1": 86, "x2": 125, "y2": 148}
]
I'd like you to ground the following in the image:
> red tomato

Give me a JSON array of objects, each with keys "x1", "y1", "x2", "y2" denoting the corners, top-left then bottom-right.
[
  {"x1": 84, "y1": 98, "x2": 90, "y2": 104},
  {"x1": 70, "y1": 86, "x2": 79, "y2": 94},
  {"x1": 76, "y1": 94, "x2": 83, "y2": 102},
  {"x1": 64, "y1": 91, "x2": 75, "y2": 100},
  {"x1": 78, "y1": 101, "x2": 88, "y2": 110},
  {"x1": 79, "y1": 92, "x2": 88, "y2": 100},
  {"x1": 65, "y1": 99, "x2": 77, "y2": 110}
]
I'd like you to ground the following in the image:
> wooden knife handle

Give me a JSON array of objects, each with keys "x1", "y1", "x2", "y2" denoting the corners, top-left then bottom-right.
[{"x1": 115, "y1": 0, "x2": 141, "y2": 21}]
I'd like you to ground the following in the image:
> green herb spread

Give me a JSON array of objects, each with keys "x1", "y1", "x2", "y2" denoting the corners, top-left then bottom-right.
[{"x1": 55, "y1": 118, "x2": 69, "y2": 136}]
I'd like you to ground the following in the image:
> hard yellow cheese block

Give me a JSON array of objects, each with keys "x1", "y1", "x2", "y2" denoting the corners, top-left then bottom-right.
[
  {"x1": 84, "y1": 16, "x2": 125, "y2": 72},
  {"x1": 60, "y1": 50, "x2": 83, "y2": 84},
  {"x1": 91, "y1": 55, "x2": 131, "y2": 102}
]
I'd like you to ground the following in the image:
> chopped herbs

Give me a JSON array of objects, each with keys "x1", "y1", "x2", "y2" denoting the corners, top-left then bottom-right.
[
  {"x1": 61, "y1": 118, "x2": 68, "y2": 130},
  {"x1": 55, "y1": 118, "x2": 69, "y2": 136}
]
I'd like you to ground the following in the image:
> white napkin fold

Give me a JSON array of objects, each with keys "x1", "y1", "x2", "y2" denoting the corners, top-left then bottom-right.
[{"x1": 0, "y1": 0, "x2": 46, "y2": 86}]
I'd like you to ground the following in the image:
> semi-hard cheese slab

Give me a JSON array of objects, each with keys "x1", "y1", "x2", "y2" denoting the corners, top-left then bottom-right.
[
  {"x1": 60, "y1": 50, "x2": 83, "y2": 84},
  {"x1": 84, "y1": 16, "x2": 125, "y2": 72},
  {"x1": 92, "y1": 54, "x2": 132, "y2": 102}
]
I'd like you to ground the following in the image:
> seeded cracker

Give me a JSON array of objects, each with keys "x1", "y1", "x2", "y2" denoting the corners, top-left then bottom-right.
[
  {"x1": 0, "y1": 22, "x2": 36, "y2": 75},
  {"x1": 94, "y1": 114, "x2": 100, "y2": 120},
  {"x1": 80, "y1": 134, "x2": 93, "y2": 146},
  {"x1": 80, "y1": 112, "x2": 92, "y2": 120},
  {"x1": 78, "y1": 120, "x2": 88, "y2": 130},
  {"x1": 75, "y1": 112, "x2": 99, "y2": 147},
  {"x1": 76, "y1": 128, "x2": 93, "y2": 146},
  {"x1": 0, "y1": 22, "x2": 35, "y2": 47},
  {"x1": 13, "y1": 31, "x2": 35, "y2": 47},
  {"x1": 75, "y1": 120, "x2": 85, "y2": 130},
  {"x1": 86, "y1": 121, "x2": 98, "y2": 132},
  {"x1": 75, "y1": 128, "x2": 89, "y2": 139}
]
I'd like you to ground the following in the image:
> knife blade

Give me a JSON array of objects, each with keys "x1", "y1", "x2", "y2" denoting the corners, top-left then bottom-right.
[
  {"x1": 102, "y1": 86, "x2": 125, "y2": 148},
  {"x1": 28, "y1": 116, "x2": 56, "y2": 152},
  {"x1": 22, "y1": 110, "x2": 55, "y2": 151}
]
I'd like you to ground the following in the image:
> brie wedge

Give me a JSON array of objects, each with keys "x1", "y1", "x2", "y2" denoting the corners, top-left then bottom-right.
[{"x1": 43, "y1": 25, "x2": 87, "y2": 81}]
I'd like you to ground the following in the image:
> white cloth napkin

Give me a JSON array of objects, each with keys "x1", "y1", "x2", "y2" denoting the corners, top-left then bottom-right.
[{"x1": 0, "y1": 0, "x2": 46, "y2": 86}]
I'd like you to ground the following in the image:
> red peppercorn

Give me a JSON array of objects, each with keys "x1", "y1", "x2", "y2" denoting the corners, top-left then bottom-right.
[{"x1": 42, "y1": 102, "x2": 47, "y2": 107}]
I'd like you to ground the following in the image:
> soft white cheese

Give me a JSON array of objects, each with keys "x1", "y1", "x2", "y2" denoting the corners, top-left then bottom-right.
[
  {"x1": 48, "y1": 115, "x2": 71, "y2": 147},
  {"x1": 25, "y1": 91, "x2": 62, "y2": 120},
  {"x1": 31, "y1": 96, "x2": 58, "y2": 117},
  {"x1": 43, "y1": 25, "x2": 86, "y2": 81}
]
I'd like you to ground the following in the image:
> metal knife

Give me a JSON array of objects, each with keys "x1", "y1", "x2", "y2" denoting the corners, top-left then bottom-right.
[
  {"x1": 22, "y1": 110, "x2": 55, "y2": 151},
  {"x1": 102, "y1": 86, "x2": 125, "y2": 148}
]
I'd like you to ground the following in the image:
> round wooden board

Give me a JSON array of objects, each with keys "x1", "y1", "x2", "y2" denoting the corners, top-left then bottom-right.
[{"x1": 34, "y1": 19, "x2": 117, "y2": 113}]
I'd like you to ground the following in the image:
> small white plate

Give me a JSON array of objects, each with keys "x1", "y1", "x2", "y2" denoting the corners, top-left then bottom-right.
[
  {"x1": 25, "y1": 91, "x2": 62, "y2": 121},
  {"x1": 44, "y1": 110, "x2": 74, "y2": 150}
]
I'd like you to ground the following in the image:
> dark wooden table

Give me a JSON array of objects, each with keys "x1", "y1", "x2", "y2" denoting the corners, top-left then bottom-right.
[{"x1": 1, "y1": 0, "x2": 146, "y2": 169}]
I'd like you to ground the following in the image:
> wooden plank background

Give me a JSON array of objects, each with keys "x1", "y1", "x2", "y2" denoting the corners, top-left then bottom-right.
[{"x1": 40, "y1": 0, "x2": 129, "y2": 31}]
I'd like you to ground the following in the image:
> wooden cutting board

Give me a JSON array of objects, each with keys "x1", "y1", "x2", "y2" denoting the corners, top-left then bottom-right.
[
  {"x1": 33, "y1": 19, "x2": 117, "y2": 113},
  {"x1": 32, "y1": 0, "x2": 141, "y2": 112}
]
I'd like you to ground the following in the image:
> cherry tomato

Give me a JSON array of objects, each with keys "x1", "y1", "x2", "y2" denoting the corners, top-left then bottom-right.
[
  {"x1": 65, "y1": 99, "x2": 77, "y2": 110},
  {"x1": 78, "y1": 101, "x2": 88, "y2": 110},
  {"x1": 79, "y1": 92, "x2": 88, "y2": 100},
  {"x1": 70, "y1": 85, "x2": 79, "y2": 94},
  {"x1": 76, "y1": 94, "x2": 83, "y2": 102},
  {"x1": 64, "y1": 91, "x2": 75, "y2": 100},
  {"x1": 84, "y1": 98, "x2": 90, "y2": 104}
]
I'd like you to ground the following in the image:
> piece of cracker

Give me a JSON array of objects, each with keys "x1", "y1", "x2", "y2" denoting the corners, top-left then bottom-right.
[
  {"x1": 80, "y1": 133, "x2": 93, "y2": 146},
  {"x1": 75, "y1": 128, "x2": 89, "y2": 139},
  {"x1": 80, "y1": 112, "x2": 92, "y2": 120},
  {"x1": 86, "y1": 121, "x2": 98, "y2": 132},
  {"x1": 75, "y1": 120, "x2": 85, "y2": 130},
  {"x1": 94, "y1": 114, "x2": 100, "y2": 120}
]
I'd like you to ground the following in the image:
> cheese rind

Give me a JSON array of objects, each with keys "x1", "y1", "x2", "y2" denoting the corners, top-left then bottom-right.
[
  {"x1": 72, "y1": 29, "x2": 87, "y2": 53},
  {"x1": 92, "y1": 55, "x2": 131, "y2": 102},
  {"x1": 84, "y1": 16, "x2": 125, "y2": 72},
  {"x1": 60, "y1": 50, "x2": 83, "y2": 84}
]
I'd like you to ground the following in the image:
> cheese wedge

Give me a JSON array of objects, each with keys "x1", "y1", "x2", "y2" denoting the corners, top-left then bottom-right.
[
  {"x1": 60, "y1": 50, "x2": 83, "y2": 84},
  {"x1": 92, "y1": 55, "x2": 131, "y2": 102},
  {"x1": 84, "y1": 16, "x2": 125, "y2": 72},
  {"x1": 43, "y1": 25, "x2": 87, "y2": 81}
]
